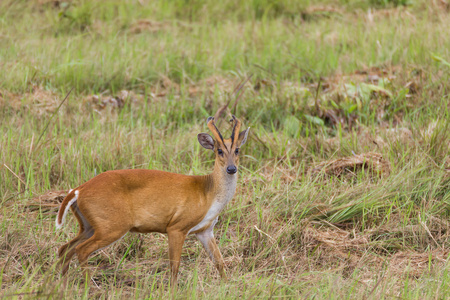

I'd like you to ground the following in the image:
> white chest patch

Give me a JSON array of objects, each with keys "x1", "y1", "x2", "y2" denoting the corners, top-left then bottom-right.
[{"x1": 188, "y1": 175, "x2": 237, "y2": 234}]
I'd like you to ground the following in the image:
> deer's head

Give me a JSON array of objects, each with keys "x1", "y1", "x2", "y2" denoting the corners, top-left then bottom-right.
[{"x1": 198, "y1": 116, "x2": 250, "y2": 175}]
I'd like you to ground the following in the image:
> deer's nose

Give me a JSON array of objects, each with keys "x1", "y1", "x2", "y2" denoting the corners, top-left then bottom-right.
[{"x1": 226, "y1": 166, "x2": 237, "y2": 174}]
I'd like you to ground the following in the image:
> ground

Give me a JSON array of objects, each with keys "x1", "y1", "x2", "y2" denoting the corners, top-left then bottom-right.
[{"x1": 0, "y1": 0, "x2": 450, "y2": 298}]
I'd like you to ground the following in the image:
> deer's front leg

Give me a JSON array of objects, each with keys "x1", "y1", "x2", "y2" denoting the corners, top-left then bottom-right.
[
  {"x1": 195, "y1": 218, "x2": 227, "y2": 281},
  {"x1": 167, "y1": 230, "x2": 187, "y2": 287}
]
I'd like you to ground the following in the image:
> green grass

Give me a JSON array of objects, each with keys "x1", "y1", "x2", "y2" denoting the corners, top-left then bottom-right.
[
  {"x1": 1, "y1": 0, "x2": 450, "y2": 298},
  {"x1": 1, "y1": 0, "x2": 450, "y2": 93}
]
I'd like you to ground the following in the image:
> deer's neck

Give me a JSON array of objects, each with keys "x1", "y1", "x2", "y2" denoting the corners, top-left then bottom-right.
[
  {"x1": 208, "y1": 164, "x2": 237, "y2": 204},
  {"x1": 188, "y1": 168, "x2": 237, "y2": 234}
]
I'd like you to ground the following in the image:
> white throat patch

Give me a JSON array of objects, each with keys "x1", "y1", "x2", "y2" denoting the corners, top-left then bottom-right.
[{"x1": 188, "y1": 174, "x2": 237, "y2": 234}]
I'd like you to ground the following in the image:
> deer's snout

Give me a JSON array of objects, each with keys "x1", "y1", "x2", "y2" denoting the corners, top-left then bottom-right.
[{"x1": 226, "y1": 165, "x2": 237, "y2": 175}]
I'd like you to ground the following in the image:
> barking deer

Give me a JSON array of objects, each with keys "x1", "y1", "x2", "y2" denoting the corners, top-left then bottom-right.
[{"x1": 55, "y1": 115, "x2": 249, "y2": 285}]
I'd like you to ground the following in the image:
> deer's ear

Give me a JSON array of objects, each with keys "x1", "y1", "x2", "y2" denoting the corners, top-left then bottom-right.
[
  {"x1": 237, "y1": 128, "x2": 250, "y2": 147},
  {"x1": 197, "y1": 133, "x2": 215, "y2": 150}
]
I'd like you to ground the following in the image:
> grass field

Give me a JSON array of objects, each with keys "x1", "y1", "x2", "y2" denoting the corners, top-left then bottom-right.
[{"x1": 1, "y1": 0, "x2": 450, "y2": 298}]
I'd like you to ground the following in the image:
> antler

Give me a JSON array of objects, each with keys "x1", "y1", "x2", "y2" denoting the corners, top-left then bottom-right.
[
  {"x1": 207, "y1": 117, "x2": 225, "y2": 145},
  {"x1": 230, "y1": 115, "x2": 241, "y2": 147}
]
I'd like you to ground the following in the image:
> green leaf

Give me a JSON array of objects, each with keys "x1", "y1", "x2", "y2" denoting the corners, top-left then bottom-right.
[
  {"x1": 348, "y1": 104, "x2": 358, "y2": 114},
  {"x1": 431, "y1": 53, "x2": 450, "y2": 68},
  {"x1": 284, "y1": 115, "x2": 301, "y2": 137},
  {"x1": 304, "y1": 114, "x2": 324, "y2": 126},
  {"x1": 361, "y1": 83, "x2": 393, "y2": 98},
  {"x1": 330, "y1": 99, "x2": 339, "y2": 109}
]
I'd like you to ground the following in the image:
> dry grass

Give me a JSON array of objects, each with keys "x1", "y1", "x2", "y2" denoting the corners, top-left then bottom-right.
[
  {"x1": 1, "y1": 0, "x2": 450, "y2": 298},
  {"x1": 311, "y1": 152, "x2": 390, "y2": 177}
]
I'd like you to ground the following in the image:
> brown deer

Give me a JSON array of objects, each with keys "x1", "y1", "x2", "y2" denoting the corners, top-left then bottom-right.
[{"x1": 55, "y1": 115, "x2": 249, "y2": 285}]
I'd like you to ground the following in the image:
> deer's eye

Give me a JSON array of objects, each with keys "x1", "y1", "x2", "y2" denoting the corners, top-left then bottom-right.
[
  {"x1": 235, "y1": 148, "x2": 239, "y2": 155},
  {"x1": 217, "y1": 149, "x2": 224, "y2": 156}
]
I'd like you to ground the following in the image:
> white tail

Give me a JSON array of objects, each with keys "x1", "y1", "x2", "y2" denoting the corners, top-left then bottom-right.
[
  {"x1": 55, "y1": 190, "x2": 78, "y2": 230},
  {"x1": 55, "y1": 115, "x2": 250, "y2": 286}
]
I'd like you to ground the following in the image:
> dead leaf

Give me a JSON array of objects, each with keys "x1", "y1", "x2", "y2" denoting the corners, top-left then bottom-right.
[
  {"x1": 87, "y1": 90, "x2": 144, "y2": 111},
  {"x1": 25, "y1": 190, "x2": 68, "y2": 213},
  {"x1": 311, "y1": 152, "x2": 390, "y2": 177},
  {"x1": 129, "y1": 19, "x2": 170, "y2": 34}
]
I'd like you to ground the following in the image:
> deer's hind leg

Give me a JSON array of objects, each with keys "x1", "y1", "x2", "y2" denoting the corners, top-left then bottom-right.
[
  {"x1": 58, "y1": 203, "x2": 94, "y2": 275},
  {"x1": 74, "y1": 226, "x2": 130, "y2": 280}
]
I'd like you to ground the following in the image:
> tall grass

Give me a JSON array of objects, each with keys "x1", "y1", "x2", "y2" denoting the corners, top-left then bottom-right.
[{"x1": 1, "y1": 0, "x2": 450, "y2": 298}]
